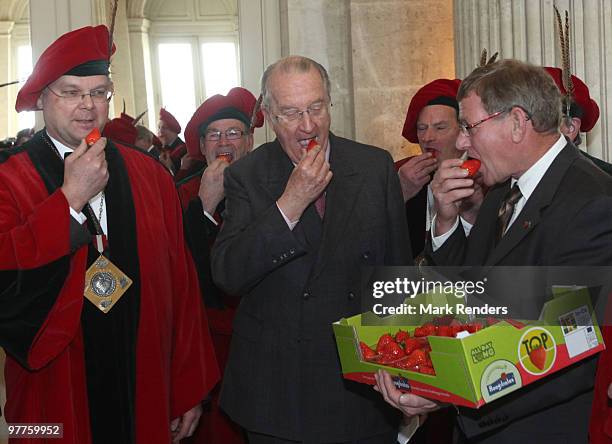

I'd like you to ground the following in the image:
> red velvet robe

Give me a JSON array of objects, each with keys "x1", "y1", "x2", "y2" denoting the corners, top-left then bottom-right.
[
  {"x1": 591, "y1": 321, "x2": 612, "y2": 443},
  {"x1": 0, "y1": 133, "x2": 219, "y2": 443}
]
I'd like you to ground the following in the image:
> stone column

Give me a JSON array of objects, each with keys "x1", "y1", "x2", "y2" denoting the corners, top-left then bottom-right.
[
  {"x1": 29, "y1": 0, "x2": 94, "y2": 130},
  {"x1": 128, "y1": 18, "x2": 156, "y2": 129},
  {"x1": 0, "y1": 21, "x2": 14, "y2": 140},
  {"x1": 454, "y1": 0, "x2": 612, "y2": 160},
  {"x1": 278, "y1": 0, "x2": 455, "y2": 160},
  {"x1": 350, "y1": 0, "x2": 455, "y2": 159},
  {"x1": 281, "y1": 0, "x2": 355, "y2": 141},
  {"x1": 109, "y1": 0, "x2": 135, "y2": 119}
]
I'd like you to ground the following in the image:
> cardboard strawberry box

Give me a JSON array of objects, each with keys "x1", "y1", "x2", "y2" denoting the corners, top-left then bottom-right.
[{"x1": 333, "y1": 287, "x2": 605, "y2": 408}]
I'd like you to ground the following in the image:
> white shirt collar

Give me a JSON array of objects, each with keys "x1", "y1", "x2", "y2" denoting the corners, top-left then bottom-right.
[
  {"x1": 512, "y1": 134, "x2": 566, "y2": 199},
  {"x1": 46, "y1": 131, "x2": 75, "y2": 159}
]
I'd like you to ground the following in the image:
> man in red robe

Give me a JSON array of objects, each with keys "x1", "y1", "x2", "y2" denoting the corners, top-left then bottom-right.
[
  {"x1": 179, "y1": 87, "x2": 263, "y2": 444},
  {"x1": 158, "y1": 108, "x2": 187, "y2": 172},
  {"x1": 1, "y1": 25, "x2": 219, "y2": 444}
]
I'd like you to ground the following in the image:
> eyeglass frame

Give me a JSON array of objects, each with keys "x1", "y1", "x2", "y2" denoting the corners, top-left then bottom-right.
[
  {"x1": 459, "y1": 106, "x2": 532, "y2": 136},
  {"x1": 203, "y1": 127, "x2": 247, "y2": 142},
  {"x1": 46, "y1": 85, "x2": 114, "y2": 104},
  {"x1": 269, "y1": 100, "x2": 331, "y2": 125}
]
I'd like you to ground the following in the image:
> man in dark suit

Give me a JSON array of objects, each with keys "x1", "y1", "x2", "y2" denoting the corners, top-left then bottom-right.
[
  {"x1": 211, "y1": 55, "x2": 411, "y2": 443},
  {"x1": 397, "y1": 78, "x2": 462, "y2": 257},
  {"x1": 376, "y1": 59, "x2": 612, "y2": 443}
]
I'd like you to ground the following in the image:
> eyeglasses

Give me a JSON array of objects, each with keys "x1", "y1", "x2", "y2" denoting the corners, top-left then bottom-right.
[
  {"x1": 204, "y1": 127, "x2": 245, "y2": 142},
  {"x1": 271, "y1": 101, "x2": 329, "y2": 125},
  {"x1": 47, "y1": 86, "x2": 114, "y2": 104},
  {"x1": 459, "y1": 106, "x2": 532, "y2": 136},
  {"x1": 459, "y1": 110, "x2": 507, "y2": 136}
]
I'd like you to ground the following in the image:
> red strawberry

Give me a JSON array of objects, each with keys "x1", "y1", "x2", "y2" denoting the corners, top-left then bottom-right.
[
  {"x1": 85, "y1": 128, "x2": 101, "y2": 146},
  {"x1": 217, "y1": 153, "x2": 233, "y2": 163},
  {"x1": 437, "y1": 325, "x2": 452, "y2": 337},
  {"x1": 466, "y1": 323, "x2": 483, "y2": 334},
  {"x1": 359, "y1": 341, "x2": 378, "y2": 361},
  {"x1": 307, "y1": 139, "x2": 318, "y2": 152},
  {"x1": 403, "y1": 338, "x2": 422, "y2": 354},
  {"x1": 418, "y1": 365, "x2": 436, "y2": 376},
  {"x1": 376, "y1": 333, "x2": 395, "y2": 353},
  {"x1": 380, "y1": 341, "x2": 406, "y2": 359},
  {"x1": 461, "y1": 159, "x2": 481, "y2": 177},
  {"x1": 414, "y1": 323, "x2": 437, "y2": 337},
  {"x1": 395, "y1": 329, "x2": 410, "y2": 344},
  {"x1": 529, "y1": 345, "x2": 547, "y2": 370},
  {"x1": 405, "y1": 348, "x2": 429, "y2": 368}
]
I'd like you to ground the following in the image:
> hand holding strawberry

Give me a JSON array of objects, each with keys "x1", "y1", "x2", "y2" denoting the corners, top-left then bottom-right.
[{"x1": 277, "y1": 139, "x2": 332, "y2": 222}]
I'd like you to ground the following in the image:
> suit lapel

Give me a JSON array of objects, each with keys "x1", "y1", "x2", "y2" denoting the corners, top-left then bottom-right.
[
  {"x1": 310, "y1": 135, "x2": 364, "y2": 280},
  {"x1": 260, "y1": 140, "x2": 294, "y2": 202},
  {"x1": 485, "y1": 142, "x2": 578, "y2": 265}
]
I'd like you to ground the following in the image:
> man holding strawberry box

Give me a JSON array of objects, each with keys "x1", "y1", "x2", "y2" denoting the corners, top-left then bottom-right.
[{"x1": 378, "y1": 59, "x2": 612, "y2": 443}]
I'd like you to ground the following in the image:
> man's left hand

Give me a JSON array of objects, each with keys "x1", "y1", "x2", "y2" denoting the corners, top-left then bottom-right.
[{"x1": 170, "y1": 403, "x2": 203, "y2": 442}]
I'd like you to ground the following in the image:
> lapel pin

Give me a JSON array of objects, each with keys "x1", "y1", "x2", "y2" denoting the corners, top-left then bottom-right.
[{"x1": 523, "y1": 220, "x2": 532, "y2": 230}]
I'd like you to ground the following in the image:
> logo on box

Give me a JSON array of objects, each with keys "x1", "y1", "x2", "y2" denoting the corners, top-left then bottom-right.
[
  {"x1": 481, "y1": 360, "x2": 522, "y2": 403},
  {"x1": 518, "y1": 327, "x2": 556, "y2": 375}
]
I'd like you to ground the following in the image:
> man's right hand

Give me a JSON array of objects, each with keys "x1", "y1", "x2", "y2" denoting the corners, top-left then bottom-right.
[
  {"x1": 277, "y1": 143, "x2": 332, "y2": 222},
  {"x1": 430, "y1": 158, "x2": 476, "y2": 236},
  {"x1": 398, "y1": 152, "x2": 437, "y2": 202},
  {"x1": 374, "y1": 369, "x2": 441, "y2": 418},
  {"x1": 61, "y1": 137, "x2": 109, "y2": 212},
  {"x1": 199, "y1": 158, "x2": 229, "y2": 214}
]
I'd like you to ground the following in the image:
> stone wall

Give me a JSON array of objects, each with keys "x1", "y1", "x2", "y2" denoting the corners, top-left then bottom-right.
[{"x1": 282, "y1": 0, "x2": 456, "y2": 160}]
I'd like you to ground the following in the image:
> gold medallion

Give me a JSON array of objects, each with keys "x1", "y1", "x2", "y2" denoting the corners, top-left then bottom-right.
[{"x1": 84, "y1": 255, "x2": 132, "y2": 313}]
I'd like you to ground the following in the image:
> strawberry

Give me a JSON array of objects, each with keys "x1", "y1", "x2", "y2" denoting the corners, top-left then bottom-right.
[
  {"x1": 405, "y1": 348, "x2": 429, "y2": 368},
  {"x1": 380, "y1": 341, "x2": 405, "y2": 360},
  {"x1": 85, "y1": 128, "x2": 101, "y2": 147},
  {"x1": 418, "y1": 365, "x2": 436, "y2": 376},
  {"x1": 359, "y1": 341, "x2": 379, "y2": 361},
  {"x1": 529, "y1": 345, "x2": 547, "y2": 370},
  {"x1": 217, "y1": 153, "x2": 233, "y2": 163},
  {"x1": 376, "y1": 333, "x2": 395, "y2": 353},
  {"x1": 461, "y1": 159, "x2": 481, "y2": 177},
  {"x1": 466, "y1": 323, "x2": 483, "y2": 334},
  {"x1": 403, "y1": 337, "x2": 422, "y2": 354},
  {"x1": 395, "y1": 329, "x2": 410, "y2": 344},
  {"x1": 437, "y1": 325, "x2": 452, "y2": 337},
  {"x1": 414, "y1": 323, "x2": 437, "y2": 337},
  {"x1": 307, "y1": 139, "x2": 318, "y2": 152}
]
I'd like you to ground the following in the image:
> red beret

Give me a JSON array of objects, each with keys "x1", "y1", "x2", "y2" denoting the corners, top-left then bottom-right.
[
  {"x1": 16, "y1": 25, "x2": 116, "y2": 112},
  {"x1": 543, "y1": 67, "x2": 600, "y2": 132},
  {"x1": 159, "y1": 108, "x2": 181, "y2": 134},
  {"x1": 185, "y1": 87, "x2": 264, "y2": 160},
  {"x1": 103, "y1": 117, "x2": 137, "y2": 146},
  {"x1": 120, "y1": 112, "x2": 135, "y2": 124},
  {"x1": 402, "y1": 78, "x2": 461, "y2": 143}
]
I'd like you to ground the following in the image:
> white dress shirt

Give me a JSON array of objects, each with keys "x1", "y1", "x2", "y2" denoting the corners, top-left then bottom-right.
[
  {"x1": 49, "y1": 132, "x2": 108, "y2": 236},
  {"x1": 431, "y1": 135, "x2": 566, "y2": 250}
]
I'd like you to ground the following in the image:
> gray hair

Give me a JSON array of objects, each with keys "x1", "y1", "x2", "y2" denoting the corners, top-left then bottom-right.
[
  {"x1": 260, "y1": 55, "x2": 331, "y2": 109},
  {"x1": 458, "y1": 59, "x2": 561, "y2": 134}
]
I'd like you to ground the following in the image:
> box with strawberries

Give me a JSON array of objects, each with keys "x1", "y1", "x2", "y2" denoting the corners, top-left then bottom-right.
[{"x1": 333, "y1": 286, "x2": 605, "y2": 408}]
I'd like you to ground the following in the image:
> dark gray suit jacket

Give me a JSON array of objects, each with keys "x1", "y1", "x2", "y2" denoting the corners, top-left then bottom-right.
[
  {"x1": 212, "y1": 134, "x2": 411, "y2": 442},
  {"x1": 430, "y1": 142, "x2": 612, "y2": 443}
]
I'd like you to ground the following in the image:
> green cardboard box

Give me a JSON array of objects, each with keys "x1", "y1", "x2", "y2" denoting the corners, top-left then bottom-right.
[{"x1": 333, "y1": 287, "x2": 605, "y2": 408}]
